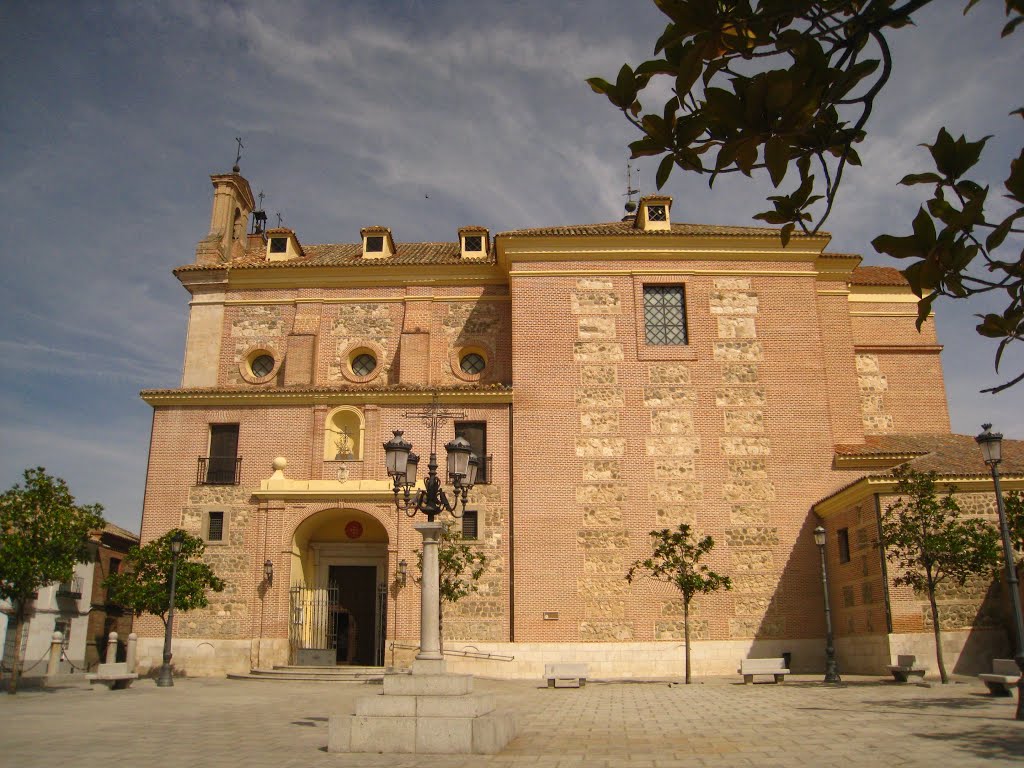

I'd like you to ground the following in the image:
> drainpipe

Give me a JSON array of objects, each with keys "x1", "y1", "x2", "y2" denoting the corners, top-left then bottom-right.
[
  {"x1": 874, "y1": 493, "x2": 894, "y2": 634},
  {"x1": 508, "y1": 402, "x2": 515, "y2": 642}
]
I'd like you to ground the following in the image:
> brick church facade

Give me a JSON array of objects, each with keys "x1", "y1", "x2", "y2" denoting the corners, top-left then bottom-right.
[{"x1": 134, "y1": 168, "x2": 1023, "y2": 678}]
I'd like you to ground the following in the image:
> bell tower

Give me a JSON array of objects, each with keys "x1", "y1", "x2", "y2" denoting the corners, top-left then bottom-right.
[{"x1": 194, "y1": 165, "x2": 256, "y2": 265}]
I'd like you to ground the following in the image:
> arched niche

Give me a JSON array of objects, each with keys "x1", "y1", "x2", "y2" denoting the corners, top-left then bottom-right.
[
  {"x1": 324, "y1": 406, "x2": 365, "y2": 461},
  {"x1": 290, "y1": 507, "x2": 389, "y2": 585}
]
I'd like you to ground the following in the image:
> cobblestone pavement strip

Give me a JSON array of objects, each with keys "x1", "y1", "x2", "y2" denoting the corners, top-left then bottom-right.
[{"x1": 1, "y1": 675, "x2": 1022, "y2": 767}]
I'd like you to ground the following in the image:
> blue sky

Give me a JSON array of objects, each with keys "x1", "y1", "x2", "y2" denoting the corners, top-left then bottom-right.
[{"x1": 1, "y1": 1, "x2": 1021, "y2": 530}]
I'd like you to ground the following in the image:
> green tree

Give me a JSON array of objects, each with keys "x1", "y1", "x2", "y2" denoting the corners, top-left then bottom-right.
[
  {"x1": 626, "y1": 524, "x2": 732, "y2": 684},
  {"x1": 879, "y1": 466, "x2": 1001, "y2": 683},
  {"x1": 589, "y1": 0, "x2": 1024, "y2": 391},
  {"x1": 104, "y1": 529, "x2": 226, "y2": 626},
  {"x1": 0, "y1": 468, "x2": 105, "y2": 694},
  {"x1": 416, "y1": 520, "x2": 488, "y2": 648},
  {"x1": 1007, "y1": 490, "x2": 1024, "y2": 560}
]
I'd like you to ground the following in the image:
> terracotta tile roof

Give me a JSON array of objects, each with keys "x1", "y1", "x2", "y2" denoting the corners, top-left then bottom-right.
[
  {"x1": 91, "y1": 522, "x2": 139, "y2": 543},
  {"x1": 175, "y1": 242, "x2": 492, "y2": 273},
  {"x1": 835, "y1": 433, "x2": 1024, "y2": 477},
  {"x1": 850, "y1": 266, "x2": 908, "y2": 286},
  {"x1": 821, "y1": 252, "x2": 861, "y2": 260},
  {"x1": 496, "y1": 220, "x2": 826, "y2": 238}
]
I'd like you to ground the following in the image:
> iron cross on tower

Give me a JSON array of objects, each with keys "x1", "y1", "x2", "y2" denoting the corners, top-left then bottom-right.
[
  {"x1": 233, "y1": 137, "x2": 244, "y2": 172},
  {"x1": 403, "y1": 396, "x2": 465, "y2": 457}
]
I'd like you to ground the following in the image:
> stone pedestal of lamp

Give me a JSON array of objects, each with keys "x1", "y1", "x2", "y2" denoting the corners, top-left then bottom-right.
[{"x1": 328, "y1": 521, "x2": 516, "y2": 754}]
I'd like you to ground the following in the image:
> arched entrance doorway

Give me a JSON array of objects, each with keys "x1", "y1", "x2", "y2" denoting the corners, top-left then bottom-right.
[{"x1": 290, "y1": 508, "x2": 389, "y2": 666}]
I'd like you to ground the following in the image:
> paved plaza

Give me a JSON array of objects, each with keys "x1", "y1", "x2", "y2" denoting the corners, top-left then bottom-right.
[{"x1": 1, "y1": 674, "x2": 1022, "y2": 767}]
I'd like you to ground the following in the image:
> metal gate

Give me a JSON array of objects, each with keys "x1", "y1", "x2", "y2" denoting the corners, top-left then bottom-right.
[
  {"x1": 375, "y1": 583, "x2": 387, "y2": 667},
  {"x1": 289, "y1": 582, "x2": 339, "y2": 663}
]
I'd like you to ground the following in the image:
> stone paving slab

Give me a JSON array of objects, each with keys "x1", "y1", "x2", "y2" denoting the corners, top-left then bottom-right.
[{"x1": 0, "y1": 675, "x2": 1022, "y2": 766}]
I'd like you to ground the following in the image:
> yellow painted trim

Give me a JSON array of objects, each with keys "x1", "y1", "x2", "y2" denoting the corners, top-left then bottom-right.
[
  {"x1": 510, "y1": 267, "x2": 818, "y2": 278},
  {"x1": 814, "y1": 475, "x2": 1024, "y2": 518},
  {"x1": 848, "y1": 288, "x2": 920, "y2": 303},
  {"x1": 816, "y1": 289, "x2": 851, "y2": 296},
  {"x1": 850, "y1": 311, "x2": 934, "y2": 318},
  {"x1": 141, "y1": 388, "x2": 514, "y2": 407},
  {"x1": 254, "y1": 478, "x2": 396, "y2": 501}
]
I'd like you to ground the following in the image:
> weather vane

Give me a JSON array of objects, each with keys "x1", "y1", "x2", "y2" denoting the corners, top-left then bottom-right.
[
  {"x1": 275, "y1": 211, "x2": 283, "y2": 228},
  {"x1": 623, "y1": 161, "x2": 639, "y2": 214},
  {"x1": 233, "y1": 136, "x2": 244, "y2": 172},
  {"x1": 257, "y1": 190, "x2": 265, "y2": 209}
]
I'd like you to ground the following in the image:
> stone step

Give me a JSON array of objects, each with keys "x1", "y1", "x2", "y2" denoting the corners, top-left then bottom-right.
[
  {"x1": 228, "y1": 666, "x2": 385, "y2": 683},
  {"x1": 228, "y1": 673, "x2": 379, "y2": 683}
]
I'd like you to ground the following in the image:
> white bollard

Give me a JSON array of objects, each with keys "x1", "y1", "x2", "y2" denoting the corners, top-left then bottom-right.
[
  {"x1": 46, "y1": 631, "x2": 63, "y2": 677},
  {"x1": 126, "y1": 632, "x2": 137, "y2": 671},
  {"x1": 106, "y1": 631, "x2": 119, "y2": 664}
]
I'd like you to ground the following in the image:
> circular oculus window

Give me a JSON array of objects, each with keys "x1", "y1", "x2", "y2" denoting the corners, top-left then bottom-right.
[
  {"x1": 460, "y1": 352, "x2": 486, "y2": 375},
  {"x1": 351, "y1": 352, "x2": 377, "y2": 377},
  {"x1": 250, "y1": 354, "x2": 275, "y2": 378}
]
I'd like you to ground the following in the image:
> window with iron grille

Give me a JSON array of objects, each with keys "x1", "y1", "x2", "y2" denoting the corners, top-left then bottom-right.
[
  {"x1": 838, "y1": 528, "x2": 851, "y2": 563},
  {"x1": 647, "y1": 205, "x2": 667, "y2": 221},
  {"x1": 643, "y1": 285, "x2": 688, "y2": 345},
  {"x1": 464, "y1": 235, "x2": 482, "y2": 252},
  {"x1": 461, "y1": 511, "x2": 478, "y2": 540},
  {"x1": 208, "y1": 511, "x2": 225, "y2": 542},
  {"x1": 269, "y1": 237, "x2": 287, "y2": 253},
  {"x1": 365, "y1": 235, "x2": 384, "y2": 252}
]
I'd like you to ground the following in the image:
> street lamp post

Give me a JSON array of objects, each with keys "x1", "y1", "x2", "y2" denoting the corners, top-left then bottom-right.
[
  {"x1": 975, "y1": 424, "x2": 1024, "y2": 721},
  {"x1": 814, "y1": 525, "x2": 841, "y2": 683},
  {"x1": 157, "y1": 530, "x2": 185, "y2": 687},
  {"x1": 383, "y1": 400, "x2": 478, "y2": 664}
]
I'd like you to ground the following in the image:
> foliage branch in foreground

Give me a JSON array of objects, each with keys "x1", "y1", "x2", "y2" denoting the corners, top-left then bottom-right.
[{"x1": 589, "y1": 0, "x2": 1024, "y2": 391}]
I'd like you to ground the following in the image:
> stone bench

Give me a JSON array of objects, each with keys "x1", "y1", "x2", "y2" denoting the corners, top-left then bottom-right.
[
  {"x1": 887, "y1": 654, "x2": 927, "y2": 683},
  {"x1": 979, "y1": 659, "x2": 1021, "y2": 696},
  {"x1": 545, "y1": 663, "x2": 589, "y2": 688},
  {"x1": 87, "y1": 662, "x2": 138, "y2": 690},
  {"x1": 738, "y1": 658, "x2": 789, "y2": 684}
]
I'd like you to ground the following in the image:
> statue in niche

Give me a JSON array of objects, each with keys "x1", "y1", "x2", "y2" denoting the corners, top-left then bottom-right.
[{"x1": 334, "y1": 427, "x2": 355, "y2": 460}]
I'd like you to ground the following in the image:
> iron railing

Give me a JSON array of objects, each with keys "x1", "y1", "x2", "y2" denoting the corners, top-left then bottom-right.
[
  {"x1": 196, "y1": 456, "x2": 242, "y2": 485},
  {"x1": 476, "y1": 454, "x2": 493, "y2": 485},
  {"x1": 57, "y1": 576, "x2": 83, "y2": 599}
]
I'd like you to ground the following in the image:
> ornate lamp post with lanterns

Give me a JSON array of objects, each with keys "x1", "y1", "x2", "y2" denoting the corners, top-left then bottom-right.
[
  {"x1": 975, "y1": 423, "x2": 1024, "y2": 721},
  {"x1": 383, "y1": 399, "x2": 478, "y2": 663}
]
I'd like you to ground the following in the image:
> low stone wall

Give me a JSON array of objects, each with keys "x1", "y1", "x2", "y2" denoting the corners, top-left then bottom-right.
[
  {"x1": 134, "y1": 637, "x2": 289, "y2": 677},
  {"x1": 438, "y1": 639, "x2": 826, "y2": 680},
  {"x1": 835, "y1": 634, "x2": 891, "y2": 675},
  {"x1": 888, "y1": 629, "x2": 1009, "y2": 677}
]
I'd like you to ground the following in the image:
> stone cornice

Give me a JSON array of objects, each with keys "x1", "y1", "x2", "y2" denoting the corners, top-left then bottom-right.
[
  {"x1": 813, "y1": 474, "x2": 1024, "y2": 518},
  {"x1": 140, "y1": 385, "x2": 514, "y2": 407}
]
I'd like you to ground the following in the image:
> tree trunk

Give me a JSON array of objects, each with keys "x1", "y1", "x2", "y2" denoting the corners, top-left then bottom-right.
[
  {"x1": 7, "y1": 602, "x2": 26, "y2": 695},
  {"x1": 927, "y1": 579, "x2": 949, "y2": 684},
  {"x1": 683, "y1": 598, "x2": 692, "y2": 685}
]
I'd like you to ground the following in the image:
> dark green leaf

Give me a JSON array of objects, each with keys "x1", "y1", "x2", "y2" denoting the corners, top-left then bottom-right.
[
  {"x1": 900, "y1": 173, "x2": 942, "y2": 186},
  {"x1": 657, "y1": 155, "x2": 675, "y2": 189},
  {"x1": 764, "y1": 136, "x2": 788, "y2": 187}
]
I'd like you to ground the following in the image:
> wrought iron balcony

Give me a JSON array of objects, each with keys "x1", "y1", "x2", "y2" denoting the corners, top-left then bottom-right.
[
  {"x1": 196, "y1": 456, "x2": 242, "y2": 486},
  {"x1": 476, "y1": 454, "x2": 493, "y2": 485},
  {"x1": 57, "y1": 576, "x2": 83, "y2": 599}
]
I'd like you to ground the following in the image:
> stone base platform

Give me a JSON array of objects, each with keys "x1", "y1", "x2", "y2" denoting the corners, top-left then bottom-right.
[{"x1": 328, "y1": 660, "x2": 516, "y2": 754}]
